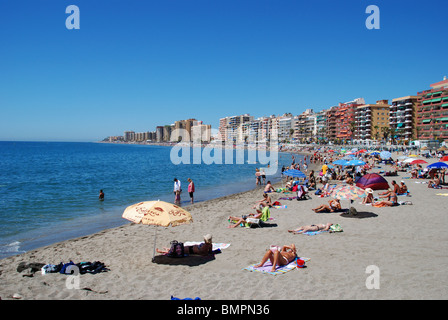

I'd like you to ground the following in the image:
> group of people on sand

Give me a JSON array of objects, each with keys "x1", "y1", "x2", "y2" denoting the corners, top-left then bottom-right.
[{"x1": 359, "y1": 180, "x2": 409, "y2": 207}]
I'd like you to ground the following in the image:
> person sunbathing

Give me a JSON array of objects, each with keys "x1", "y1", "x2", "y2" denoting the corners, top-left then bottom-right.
[
  {"x1": 264, "y1": 181, "x2": 275, "y2": 193},
  {"x1": 428, "y1": 175, "x2": 441, "y2": 188},
  {"x1": 374, "y1": 189, "x2": 398, "y2": 207},
  {"x1": 156, "y1": 234, "x2": 213, "y2": 256},
  {"x1": 254, "y1": 244, "x2": 297, "y2": 272},
  {"x1": 253, "y1": 193, "x2": 272, "y2": 209},
  {"x1": 312, "y1": 199, "x2": 341, "y2": 212},
  {"x1": 288, "y1": 223, "x2": 333, "y2": 234},
  {"x1": 228, "y1": 207, "x2": 269, "y2": 228},
  {"x1": 362, "y1": 188, "x2": 374, "y2": 204},
  {"x1": 399, "y1": 181, "x2": 408, "y2": 194}
]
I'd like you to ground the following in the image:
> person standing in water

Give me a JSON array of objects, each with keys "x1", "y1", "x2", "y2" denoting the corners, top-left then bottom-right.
[
  {"x1": 99, "y1": 190, "x2": 104, "y2": 201},
  {"x1": 187, "y1": 178, "x2": 195, "y2": 204},
  {"x1": 173, "y1": 178, "x2": 181, "y2": 204}
]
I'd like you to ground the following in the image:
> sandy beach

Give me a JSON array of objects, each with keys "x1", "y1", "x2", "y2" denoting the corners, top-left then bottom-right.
[{"x1": 1, "y1": 151, "x2": 448, "y2": 300}]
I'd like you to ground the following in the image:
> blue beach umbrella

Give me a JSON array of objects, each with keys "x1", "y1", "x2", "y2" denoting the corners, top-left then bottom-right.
[
  {"x1": 283, "y1": 169, "x2": 306, "y2": 178},
  {"x1": 370, "y1": 152, "x2": 380, "y2": 156},
  {"x1": 427, "y1": 162, "x2": 448, "y2": 169},
  {"x1": 347, "y1": 159, "x2": 366, "y2": 166},
  {"x1": 333, "y1": 159, "x2": 349, "y2": 166},
  {"x1": 380, "y1": 151, "x2": 392, "y2": 160}
]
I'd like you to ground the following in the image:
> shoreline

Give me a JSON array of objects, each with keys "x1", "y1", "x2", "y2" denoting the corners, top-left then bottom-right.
[
  {"x1": 2, "y1": 150, "x2": 447, "y2": 300},
  {"x1": 0, "y1": 147, "x2": 311, "y2": 261}
]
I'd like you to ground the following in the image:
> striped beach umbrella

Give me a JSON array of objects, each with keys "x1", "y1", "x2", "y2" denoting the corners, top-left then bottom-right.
[{"x1": 330, "y1": 184, "x2": 366, "y2": 211}]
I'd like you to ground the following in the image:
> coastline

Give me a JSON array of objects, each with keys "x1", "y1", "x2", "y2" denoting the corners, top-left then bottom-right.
[
  {"x1": 2, "y1": 151, "x2": 447, "y2": 300},
  {"x1": 0, "y1": 142, "x2": 305, "y2": 260}
]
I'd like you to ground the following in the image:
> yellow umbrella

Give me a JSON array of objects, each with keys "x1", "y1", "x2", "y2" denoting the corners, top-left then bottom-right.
[
  {"x1": 409, "y1": 154, "x2": 418, "y2": 157},
  {"x1": 122, "y1": 200, "x2": 193, "y2": 261}
]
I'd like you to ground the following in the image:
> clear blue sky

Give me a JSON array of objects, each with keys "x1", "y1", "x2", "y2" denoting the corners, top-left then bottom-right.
[{"x1": 0, "y1": 0, "x2": 447, "y2": 141}]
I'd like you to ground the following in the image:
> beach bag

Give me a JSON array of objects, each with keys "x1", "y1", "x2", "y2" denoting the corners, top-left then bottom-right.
[
  {"x1": 167, "y1": 240, "x2": 185, "y2": 258},
  {"x1": 349, "y1": 207, "x2": 358, "y2": 215},
  {"x1": 329, "y1": 224, "x2": 343, "y2": 232}
]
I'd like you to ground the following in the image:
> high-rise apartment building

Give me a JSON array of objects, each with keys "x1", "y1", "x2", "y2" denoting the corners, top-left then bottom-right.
[
  {"x1": 335, "y1": 98, "x2": 365, "y2": 142},
  {"x1": 354, "y1": 100, "x2": 390, "y2": 142},
  {"x1": 390, "y1": 96, "x2": 419, "y2": 142},
  {"x1": 416, "y1": 77, "x2": 448, "y2": 141}
]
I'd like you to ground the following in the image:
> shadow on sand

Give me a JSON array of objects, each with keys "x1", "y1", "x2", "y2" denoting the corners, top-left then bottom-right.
[
  {"x1": 152, "y1": 254, "x2": 216, "y2": 267},
  {"x1": 339, "y1": 211, "x2": 378, "y2": 219}
]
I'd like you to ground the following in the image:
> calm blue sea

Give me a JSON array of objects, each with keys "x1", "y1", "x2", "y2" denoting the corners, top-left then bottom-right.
[{"x1": 0, "y1": 141, "x2": 300, "y2": 259}]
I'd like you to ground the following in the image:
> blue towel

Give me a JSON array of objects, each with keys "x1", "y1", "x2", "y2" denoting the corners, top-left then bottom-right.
[{"x1": 302, "y1": 230, "x2": 329, "y2": 236}]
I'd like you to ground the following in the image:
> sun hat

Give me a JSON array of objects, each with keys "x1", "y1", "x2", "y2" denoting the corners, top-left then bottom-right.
[
  {"x1": 204, "y1": 234, "x2": 212, "y2": 243},
  {"x1": 365, "y1": 188, "x2": 373, "y2": 194}
]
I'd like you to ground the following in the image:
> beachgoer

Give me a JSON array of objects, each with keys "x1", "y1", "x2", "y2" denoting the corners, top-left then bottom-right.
[
  {"x1": 253, "y1": 193, "x2": 272, "y2": 209},
  {"x1": 187, "y1": 178, "x2": 195, "y2": 204},
  {"x1": 99, "y1": 190, "x2": 104, "y2": 201},
  {"x1": 156, "y1": 234, "x2": 213, "y2": 256},
  {"x1": 375, "y1": 189, "x2": 398, "y2": 206},
  {"x1": 173, "y1": 178, "x2": 181, "y2": 204},
  {"x1": 312, "y1": 199, "x2": 341, "y2": 213},
  {"x1": 391, "y1": 180, "x2": 400, "y2": 194},
  {"x1": 362, "y1": 188, "x2": 374, "y2": 204},
  {"x1": 261, "y1": 169, "x2": 266, "y2": 185},
  {"x1": 399, "y1": 181, "x2": 408, "y2": 194},
  {"x1": 288, "y1": 223, "x2": 333, "y2": 234},
  {"x1": 254, "y1": 244, "x2": 297, "y2": 272},
  {"x1": 227, "y1": 206, "x2": 270, "y2": 228},
  {"x1": 264, "y1": 181, "x2": 275, "y2": 193},
  {"x1": 428, "y1": 175, "x2": 441, "y2": 188},
  {"x1": 255, "y1": 168, "x2": 261, "y2": 185}
]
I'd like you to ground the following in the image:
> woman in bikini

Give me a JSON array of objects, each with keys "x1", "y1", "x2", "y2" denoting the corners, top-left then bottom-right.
[
  {"x1": 288, "y1": 223, "x2": 333, "y2": 234},
  {"x1": 254, "y1": 244, "x2": 297, "y2": 272},
  {"x1": 312, "y1": 199, "x2": 341, "y2": 213},
  {"x1": 374, "y1": 189, "x2": 398, "y2": 207}
]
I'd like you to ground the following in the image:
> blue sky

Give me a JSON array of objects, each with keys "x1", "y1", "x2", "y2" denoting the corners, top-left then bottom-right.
[{"x1": 0, "y1": 0, "x2": 447, "y2": 141}]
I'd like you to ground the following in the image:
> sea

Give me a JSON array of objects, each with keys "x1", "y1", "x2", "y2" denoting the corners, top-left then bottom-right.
[{"x1": 0, "y1": 141, "x2": 303, "y2": 259}]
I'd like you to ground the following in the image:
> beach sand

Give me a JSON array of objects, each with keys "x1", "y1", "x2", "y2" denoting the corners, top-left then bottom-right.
[{"x1": 1, "y1": 153, "x2": 448, "y2": 300}]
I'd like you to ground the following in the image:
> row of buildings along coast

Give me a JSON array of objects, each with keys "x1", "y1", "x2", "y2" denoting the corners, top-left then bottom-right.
[
  {"x1": 218, "y1": 77, "x2": 448, "y2": 145},
  {"x1": 105, "y1": 77, "x2": 448, "y2": 145}
]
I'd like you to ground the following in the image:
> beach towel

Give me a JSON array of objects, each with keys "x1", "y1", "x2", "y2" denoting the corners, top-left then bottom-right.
[
  {"x1": 436, "y1": 193, "x2": 448, "y2": 196},
  {"x1": 273, "y1": 205, "x2": 287, "y2": 209},
  {"x1": 183, "y1": 242, "x2": 231, "y2": 251},
  {"x1": 302, "y1": 230, "x2": 328, "y2": 236},
  {"x1": 243, "y1": 257, "x2": 310, "y2": 275},
  {"x1": 279, "y1": 197, "x2": 296, "y2": 200},
  {"x1": 299, "y1": 224, "x2": 343, "y2": 235}
]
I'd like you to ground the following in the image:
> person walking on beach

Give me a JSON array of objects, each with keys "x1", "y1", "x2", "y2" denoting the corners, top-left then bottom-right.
[
  {"x1": 99, "y1": 190, "x2": 104, "y2": 201},
  {"x1": 173, "y1": 178, "x2": 181, "y2": 204},
  {"x1": 187, "y1": 178, "x2": 195, "y2": 204}
]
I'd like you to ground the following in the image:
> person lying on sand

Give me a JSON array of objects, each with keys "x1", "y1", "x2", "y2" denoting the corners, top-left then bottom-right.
[
  {"x1": 288, "y1": 223, "x2": 333, "y2": 234},
  {"x1": 227, "y1": 206, "x2": 270, "y2": 228},
  {"x1": 156, "y1": 234, "x2": 213, "y2": 256},
  {"x1": 312, "y1": 199, "x2": 341, "y2": 212},
  {"x1": 254, "y1": 244, "x2": 297, "y2": 272}
]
